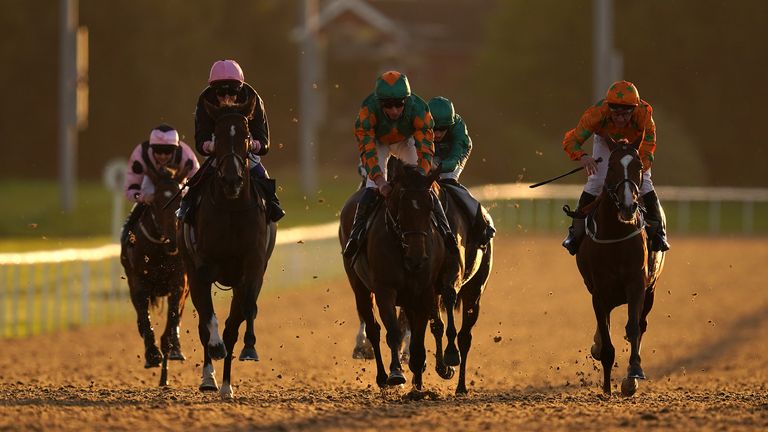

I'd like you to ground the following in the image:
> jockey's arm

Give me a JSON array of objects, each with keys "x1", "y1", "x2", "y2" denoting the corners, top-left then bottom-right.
[
  {"x1": 411, "y1": 109, "x2": 435, "y2": 176},
  {"x1": 638, "y1": 105, "x2": 657, "y2": 172},
  {"x1": 248, "y1": 95, "x2": 270, "y2": 156},
  {"x1": 355, "y1": 103, "x2": 381, "y2": 182},
  {"x1": 194, "y1": 99, "x2": 215, "y2": 156},
  {"x1": 440, "y1": 117, "x2": 472, "y2": 173}
]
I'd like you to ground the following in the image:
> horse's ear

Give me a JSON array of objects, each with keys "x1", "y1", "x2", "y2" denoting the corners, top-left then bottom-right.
[
  {"x1": 174, "y1": 162, "x2": 192, "y2": 183},
  {"x1": 233, "y1": 95, "x2": 256, "y2": 117},
  {"x1": 630, "y1": 134, "x2": 642, "y2": 150},
  {"x1": 427, "y1": 167, "x2": 441, "y2": 184},
  {"x1": 203, "y1": 98, "x2": 219, "y2": 119}
]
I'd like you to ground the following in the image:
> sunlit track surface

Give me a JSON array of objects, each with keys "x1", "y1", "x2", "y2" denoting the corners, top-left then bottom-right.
[{"x1": 1, "y1": 235, "x2": 766, "y2": 431}]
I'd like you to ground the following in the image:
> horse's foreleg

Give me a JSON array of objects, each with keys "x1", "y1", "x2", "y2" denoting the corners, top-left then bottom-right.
[
  {"x1": 239, "y1": 277, "x2": 262, "y2": 362},
  {"x1": 406, "y1": 309, "x2": 428, "y2": 391},
  {"x1": 377, "y1": 294, "x2": 405, "y2": 386},
  {"x1": 625, "y1": 280, "x2": 647, "y2": 381},
  {"x1": 353, "y1": 289, "x2": 387, "y2": 388},
  {"x1": 129, "y1": 281, "x2": 162, "y2": 369},
  {"x1": 221, "y1": 295, "x2": 246, "y2": 400},
  {"x1": 397, "y1": 308, "x2": 411, "y2": 363},
  {"x1": 189, "y1": 275, "x2": 219, "y2": 392},
  {"x1": 592, "y1": 296, "x2": 614, "y2": 395}
]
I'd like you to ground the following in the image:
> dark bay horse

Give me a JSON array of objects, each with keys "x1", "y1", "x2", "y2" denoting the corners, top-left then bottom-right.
[
  {"x1": 340, "y1": 164, "x2": 461, "y2": 392},
  {"x1": 178, "y1": 100, "x2": 276, "y2": 400},
  {"x1": 121, "y1": 164, "x2": 191, "y2": 387},
  {"x1": 575, "y1": 138, "x2": 666, "y2": 396}
]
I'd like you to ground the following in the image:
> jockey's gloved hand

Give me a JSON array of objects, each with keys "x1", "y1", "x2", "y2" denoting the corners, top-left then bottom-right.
[
  {"x1": 249, "y1": 138, "x2": 262, "y2": 153},
  {"x1": 202, "y1": 140, "x2": 215, "y2": 154},
  {"x1": 374, "y1": 176, "x2": 392, "y2": 197},
  {"x1": 579, "y1": 155, "x2": 598, "y2": 177}
]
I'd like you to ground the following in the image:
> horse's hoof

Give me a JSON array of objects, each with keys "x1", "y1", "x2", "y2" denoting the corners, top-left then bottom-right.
[
  {"x1": 199, "y1": 377, "x2": 219, "y2": 392},
  {"x1": 621, "y1": 377, "x2": 639, "y2": 397},
  {"x1": 168, "y1": 347, "x2": 186, "y2": 361},
  {"x1": 238, "y1": 347, "x2": 259, "y2": 361},
  {"x1": 352, "y1": 345, "x2": 375, "y2": 360},
  {"x1": 436, "y1": 365, "x2": 455, "y2": 380},
  {"x1": 455, "y1": 385, "x2": 468, "y2": 395},
  {"x1": 208, "y1": 342, "x2": 227, "y2": 361},
  {"x1": 627, "y1": 365, "x2": 646, "y2": 380},
  {"x1": 220, "y1": 383, "x2": 234, "y2": 400},
  {"x1": 444, "y1": 349, "x2": 461, "y2": 367},
  {"x1": 144, "y1": 347, "x2": 163, "y2": 368},
  {"x1": 590, "y1": 344, "x2": 601, "y2": 361},
  {"x1": 376, "y1": 374, "x2": 388, "y2": 388},
  {"x1": 386, "y1": 370, "x2": 406, "y2": 386}
]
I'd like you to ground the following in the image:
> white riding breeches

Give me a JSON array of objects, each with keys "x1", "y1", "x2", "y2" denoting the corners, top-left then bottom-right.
[
  {"x1": 365, "y1": 137, "x2": 419, "y2": 188},
  {"x1": 438, "y1": 163, "x2": 463, "y2": 181},
  {"x1": 584, "y1": 135, "x2": 654, "y2": 196}
]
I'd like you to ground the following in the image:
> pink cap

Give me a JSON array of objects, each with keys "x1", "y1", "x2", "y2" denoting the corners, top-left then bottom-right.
[
  {"x1": 208, "y1": 59, "x2": 245, "y2": 84},
  {"x1": 149, "y1": 128, "x2": 179, "y2": 146}
]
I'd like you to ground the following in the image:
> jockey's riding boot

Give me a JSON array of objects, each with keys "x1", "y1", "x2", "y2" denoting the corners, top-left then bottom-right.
[
  {"x1": 260, "y1": 178, "x2": 286, "y2": 222},
  {"x1": 121, "y1": 203, "x2": 146, "y2": 247},
  {"x1": 641, "y1": 190, "x2": 670, "y2": 252},
  {"x1": 562, "y1": 191, "x2": 596, "y2": 255},
  {"x1": 477, "y1": 204, "x2": 496, "y2": 248},
  {"x1": 343, "y1": 187, "x2": 379, "y2": 259},
  {"x1": 432, "y1": 192, "x2": 460, "y2": 256}
]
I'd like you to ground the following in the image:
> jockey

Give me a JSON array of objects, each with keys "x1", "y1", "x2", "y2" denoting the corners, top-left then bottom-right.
[
  {"x1": 177, "y1": 59, "x2": 285, "y2": 224},
  {"x1": 561, "y1": 80, "x2": 670, "y2": 255},
  {"x1": 428, "y1": 96, "x2": 495, "y2": 247},
  {"x1": 343, "y1": 70, "x2": 459, "y2": 259},
  {"x1": 121, "y1": 124, "x2": 200, "y2": 245}
]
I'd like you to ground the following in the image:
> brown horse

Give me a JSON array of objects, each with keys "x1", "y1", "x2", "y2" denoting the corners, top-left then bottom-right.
[
  {"x1": 121, "y1": 164, "x2": 191, "y2": 387},
  {"x1": 340, "y1": 163, "x2": 460, "y2": 391},
  {"x1": 575, "y1": 138, "x2": 666, "y2": 396},
  {"x1": 178, "y1": 101, "x2": 276, "y2": 400}
]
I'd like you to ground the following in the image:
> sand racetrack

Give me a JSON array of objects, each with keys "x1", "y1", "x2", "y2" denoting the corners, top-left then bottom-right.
[{"x1": 1, "y1": 235, "x2": 767, "y2": 431}]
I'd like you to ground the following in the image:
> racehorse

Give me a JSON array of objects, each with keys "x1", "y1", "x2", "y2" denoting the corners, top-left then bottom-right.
[
  {"x1": 121, "y1": 164, "x2": 191, "y2": 387},
  {"x1": 575, "y1": 137, "x2": 666, "y2": 396},
  {"x1": 178, "y1": 99, "x2": 276, "y2": 400},
  {"x1": 340, "y1": 163, "x2": 463, "y2": 392}
]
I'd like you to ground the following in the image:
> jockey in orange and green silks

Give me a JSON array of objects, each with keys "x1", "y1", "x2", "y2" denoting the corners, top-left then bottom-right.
[
  {"x1": 561, "y1": 80, "x2": 670, "y2": 255},
  {"x1": 344, "y1": 71, "x2": 459, "y2": 260},
  {"x1": 355, "y1": 70, "x2": 435, "y2": 186}
]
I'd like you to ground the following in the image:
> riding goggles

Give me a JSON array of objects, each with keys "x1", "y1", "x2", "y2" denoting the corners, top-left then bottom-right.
[
  {"x1": 380, "y1": 98, "x2": 406, "y2": 109},
  {"x1": 150, "y1": 144, "x2": 177, "y2": 155},
  {"x1": 608, "y1": 103, "x2": 635, "y2": 114},
  {"x1": 213, "y1": 81, "x2": 243, "y2": 97}
]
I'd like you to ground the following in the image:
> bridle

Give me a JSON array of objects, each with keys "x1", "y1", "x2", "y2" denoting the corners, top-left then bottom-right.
[
  {"x1": 214, "y1": 112, "x2": 249, "y2": 182},
  {"x1": 139, "y1": 181, "x2": 180, "y2": 255},
  {"x1": 385, "y1": 185, "x2": 431, "y2": 251}
]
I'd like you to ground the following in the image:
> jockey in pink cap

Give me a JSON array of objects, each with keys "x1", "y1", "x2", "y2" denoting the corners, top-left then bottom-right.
[
  {"x1": 121, "y1": 124, "x2": 200, "y2": 245},
  {"x1": 177, "y1": 59, "x2": 285, "y2": 224}
]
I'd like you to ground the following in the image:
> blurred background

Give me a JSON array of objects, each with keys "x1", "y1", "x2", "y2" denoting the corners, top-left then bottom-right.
[
  {"x1": 1, "y1": 0, "x2": 767, "y2": 238},
  {"x1": 1, "y1": 0, "x2": 768, "y2": 339}
]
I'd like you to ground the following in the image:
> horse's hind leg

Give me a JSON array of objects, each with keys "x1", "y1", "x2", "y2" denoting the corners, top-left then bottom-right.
[
  {"x1": 352, "y1": 285, "x2": 388, "y2": 387},
  {"x1": 455, "y1": 255, "x2": 489, "y2": 395},
  {"x1": 129, "y1": 279, "x2": 162, "y2": 369},
  {"x1": 352, "y1": 318, "x2": 375, "y2": 360},
  {"x1": 592, "y1": 296, "x2": 614, "y2": 395},
  {"x1": 430, "y1": 295, "x2": 453, "y2": 380},
  {"x1": 442, "y1": 287, "x2": 461, "y2": 367}
]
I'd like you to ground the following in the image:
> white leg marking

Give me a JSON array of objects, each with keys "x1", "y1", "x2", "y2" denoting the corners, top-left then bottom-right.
[
  {"x1": 220, "y1": 381, "x2": 234, "y2": 400},
  {"x1": 207, "y1": 315, "x2": 223, "y2": 347}
]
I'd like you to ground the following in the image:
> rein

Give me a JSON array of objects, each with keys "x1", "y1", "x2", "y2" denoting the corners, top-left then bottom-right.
[{"x1": 137, "y1": 211, "x2": 179, "y2": 256}]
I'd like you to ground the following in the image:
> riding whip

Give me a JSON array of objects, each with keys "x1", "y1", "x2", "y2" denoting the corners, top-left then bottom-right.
[{"x1": 529, "y1": 157, "x2": 602, "y2": 189}]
